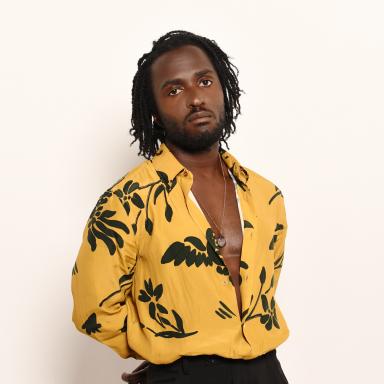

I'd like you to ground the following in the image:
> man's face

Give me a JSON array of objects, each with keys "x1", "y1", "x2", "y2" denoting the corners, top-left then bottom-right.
[{"x1": 150, "y1": 44, "x2": 226, "y2": 153}]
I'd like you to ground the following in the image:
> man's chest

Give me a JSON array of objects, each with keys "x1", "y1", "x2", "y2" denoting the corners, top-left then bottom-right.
[{"x1": 189, "y1": 171, "x2": 243, "y2": 260}]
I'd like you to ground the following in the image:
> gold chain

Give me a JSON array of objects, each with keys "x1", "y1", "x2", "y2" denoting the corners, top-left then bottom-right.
[{"x1": 192, "y1": 153, "x2": 227, "y2": 237}]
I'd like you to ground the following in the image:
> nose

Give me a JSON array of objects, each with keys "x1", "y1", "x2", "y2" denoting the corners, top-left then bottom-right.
[{"x1": 186, "y1": 88, "x2": 205, "y2": 110}]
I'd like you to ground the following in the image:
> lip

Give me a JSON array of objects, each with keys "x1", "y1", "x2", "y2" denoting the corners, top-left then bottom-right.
[
  {"x1": 188, "y1": 116, "x2": 212, "y2": 125},
  {"x1": 187, "y1": 111, "x2": 212, "y2": 122}
]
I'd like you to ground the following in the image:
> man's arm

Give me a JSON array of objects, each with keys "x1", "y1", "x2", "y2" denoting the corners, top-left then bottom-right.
[
  {"x1": 71, "y1": 189, "x2": 137, "y2": 358},
  {"x1": 272, "y1": 188, "x2": 288, "y2": 294}
]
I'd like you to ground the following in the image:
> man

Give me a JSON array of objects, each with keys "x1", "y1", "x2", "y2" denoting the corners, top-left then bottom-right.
[{"x1": 71, "y1": 30, "x2": 290, "y2": 383}]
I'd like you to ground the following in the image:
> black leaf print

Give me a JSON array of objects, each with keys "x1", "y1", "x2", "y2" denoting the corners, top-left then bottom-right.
[
  {"x1": 162, "y1": 240, "x2": 216, "y2": 268},
  {"x1": 100, "y1": 214, "x2": 130, "y2": 233},
  {"x1": 120, "y1": 316, "x2": 127, "y2": 332},
  {"x1": 161, "y1": 230, "x2": 223, "y2": 269},
  {"x1": 132, "y1": 210, "x2": 141, "y2": 235},
  {"x1": 215, "y1": 308, "x2": 232, "y2": 319},
  {"x1": 259, "y1": 295, "x2": 280, "y2": 330},
  {"x1": 123, "y1": 201, "x2": 130, "y2": 215},
  {"x1": 145, "y1": 218, "x2": 153, "y2": 235},
  {"x1": 91, "y1": 224, "x2": 119, "y2": 255},
  {"x1": 94, "y1": 220, "x2": 124, "y2": 248},
  {"x1": 241, "y1": 307, "x2": 249, "y2": 319},
  {"x1": 144, "y1": 278, "x2": 154, "y2": 296},
  {"x1": 82, "y1": 313, "x2": 101, "y2": 335},
  {"x1": 172, "y1": 310, "x2": 185, "y2": 333},
  {"x1": 131, "y1": 192, "x2": 144, "y2": 208},
  {"x1": 216, "y1": 265, "x2": 230, "y2": 275},
  {"x1": 269, "y1": 185, "x2": 283, "y2": 205},
  {"x1": 122, "y1": 180, "x2": 133, "y2": 194},
  {"x1": 261, "y1": 294, "x2": 269, "y2": 312},
  {"x1": 156, "y1": 303, "x2": 168, "y2": 314},
  {"x1": 238, "y1": 265, "x2": 281, "y2": 331},
  {"x1": 139, "y1": 279, "x2": 163, "y2": 305},
  {"x1": 157, "y1": 170, "x2": 169, "y2": 185},
  {"x1": 113, "y1": 188, "x2": 130, "y2": 215},
  {"x1": 153, "y1": 284, "x2": 163, "y2": 301},
  {"x1": 265, "y1": 275, "x2": 275, "y2": 295},
  {"x1": 138, "y1": 278, "x2": 198, "y2": 339},
  {"x1": 158, "y1": 316, "x2": 171, "y2": 326},
  {"x1": 86, "y1": 191, "x2": 129, "y2": 256},
  {"x1": 259, "y1": 266, "x2": 266, "y2": 284},
  {"x1": 244, "y1": 220, "x2": 254, "y2": 229},
  {"x1": 149, "y1": 302, "x2": 156, "y2": 319},
  {"x1": 138, "y1": 290, "x2": 151, "y2": 302},
  {"x1": 87, "y1": 230, "x2": 97, "y2": 252},
  {"x1": 269, "y1": 235, "x2": 278, "y2": 250},
  {"x1": 214, "y1": 301, "x2": 238, "y2": 319},
  {"x1": 118, "y1": 273, "x2": 134, "y2": 286},
  {"x1": 113, "y1": 174, "x2": 176, "y2": 236},
  {"x1": 269, "y1": 223, "x2": 284, "y2": 250},
  {"x1": 161, "y1": 242, "x2": 191, "y2": 266},
  {"x1": 274, "y1": 252, "x2": 285, "y2": 270},
  {"x1": 99, "y1": 271, "x2": 135, "y2": 307},
  {"x1": 156, "y1": 171, "x2": 177, "y2": 193},
  {"x1": 184, "y1": 236, "x2": 206, "y2": 251},
  {"x1": 165, "y1": 204, "x2": 173, "y2": 221},
  {"x1": 153, "y1": 184, "x2": 164, "y2": 203},
  {"x1": 72, "y1": 262, "x2": 78, "y2": 275},
  {"x1": 155, "y1": 331, "x2": 192, "y2": 338},
  {"x1": 128, "y1": 182, "x2": 140, "y2": 194}
]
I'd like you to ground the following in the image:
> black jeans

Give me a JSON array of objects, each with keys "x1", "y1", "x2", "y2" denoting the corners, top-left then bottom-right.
[{"x1": 147, "y1": 349, "x2": 289, "y2": 384}]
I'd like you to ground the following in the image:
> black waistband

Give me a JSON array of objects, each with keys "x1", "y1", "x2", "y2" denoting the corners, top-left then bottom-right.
[{"x1": 178, "y1": 349, "x2": 276, "y2": 364}]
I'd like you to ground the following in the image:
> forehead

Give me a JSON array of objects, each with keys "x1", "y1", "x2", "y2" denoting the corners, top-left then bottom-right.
[{"x1": 150, "y1": 44, "x2": 217, "y2": 88}]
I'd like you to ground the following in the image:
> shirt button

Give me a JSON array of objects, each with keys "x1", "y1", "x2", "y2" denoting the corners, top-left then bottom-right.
[{"x1": 183, "y1": 170, "x2": 188, "y2": 176}]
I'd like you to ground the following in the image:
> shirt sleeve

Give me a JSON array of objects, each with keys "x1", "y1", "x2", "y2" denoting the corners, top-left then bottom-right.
[
  {"x1": 71, "y1": 188, "x2": 138, "y2": 358},
  {"x1": 272, "y1": 189, "x2": 288, "y2": 294}
]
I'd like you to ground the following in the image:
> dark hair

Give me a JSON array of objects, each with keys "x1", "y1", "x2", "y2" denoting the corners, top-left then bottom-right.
[{"x1": 129, "y1": 30, "x2": 244, "y2": 159}]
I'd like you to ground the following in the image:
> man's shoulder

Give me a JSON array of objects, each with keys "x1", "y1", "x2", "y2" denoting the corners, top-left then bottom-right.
[
  {"x1": 242, "y1": 165, "x2": 282, "y2": 192},
  {"x1": 241, "y1": 165, "x2": 286, "y2": 211},
  {"x1": 107, "y1": 158, "x2": 155, "y2": 193}
]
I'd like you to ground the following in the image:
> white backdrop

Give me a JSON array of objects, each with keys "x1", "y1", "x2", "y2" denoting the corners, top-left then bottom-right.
[{"x1": 1, "y1": 1, "x2": 383, "y2": 383}]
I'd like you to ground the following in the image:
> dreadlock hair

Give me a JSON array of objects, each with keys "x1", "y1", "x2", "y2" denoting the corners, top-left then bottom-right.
[{"x1": 129, "y1": 30, "x2": 244, "y2": 160}]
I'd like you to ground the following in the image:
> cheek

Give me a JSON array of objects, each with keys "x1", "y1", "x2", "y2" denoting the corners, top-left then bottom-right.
[
  {"x1": 211, "y1": 82, "x2": 225, "y2": 103},
  {"x1": 211, "y1": 87, "x2": 225, "y2": 111},
  {"x1": 158, "y1": 99, "x2": 187, "y2": 121}
]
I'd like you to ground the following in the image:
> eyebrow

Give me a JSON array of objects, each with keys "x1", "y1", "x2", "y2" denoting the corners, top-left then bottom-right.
[{"x1": 159, "y1": 69, "x2": 214, "y2": 90}]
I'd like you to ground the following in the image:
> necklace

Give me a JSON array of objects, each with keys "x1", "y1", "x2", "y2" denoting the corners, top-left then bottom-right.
[{"x1": 192, "y1": 153, "x2": 227, "y2": 248}]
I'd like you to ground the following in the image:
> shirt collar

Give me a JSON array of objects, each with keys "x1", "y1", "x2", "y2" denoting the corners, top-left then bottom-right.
[{"x1": 150, "y1": 142, "x2": 250, "y2": 191}]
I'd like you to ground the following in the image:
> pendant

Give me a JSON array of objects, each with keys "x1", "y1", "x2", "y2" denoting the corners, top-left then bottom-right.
[{"x1": 216, "y1": 235, "x2": 226, "y2": 248}]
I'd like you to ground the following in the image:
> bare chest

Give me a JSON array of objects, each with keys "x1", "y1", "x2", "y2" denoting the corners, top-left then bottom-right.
[{"x1": 191, "y1": 174, "x2": 244, "y2": 315}]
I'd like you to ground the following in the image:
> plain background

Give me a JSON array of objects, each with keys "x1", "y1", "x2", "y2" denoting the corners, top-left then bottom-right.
[{"x1": 1, "y1": 1, "x2": 383, "y2": 383}]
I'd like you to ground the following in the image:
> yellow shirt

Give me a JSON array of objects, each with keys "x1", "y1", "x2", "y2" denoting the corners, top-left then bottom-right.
[{"x1": 71, "y1": 142, "x2": 290, "y2": 364}]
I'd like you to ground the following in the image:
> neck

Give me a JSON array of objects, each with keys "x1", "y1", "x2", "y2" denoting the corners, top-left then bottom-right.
[{"x1": 164, "y1": 140, "x2": 226, "y2": 179}]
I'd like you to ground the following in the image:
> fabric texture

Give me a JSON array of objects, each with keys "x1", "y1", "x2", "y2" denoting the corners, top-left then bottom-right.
[
  {"x1": 146, "y1": 349, "x2": 289, "y2": 383},
  {"x1": 71, "y1": 142, "x2": 289, "y2": 364}
]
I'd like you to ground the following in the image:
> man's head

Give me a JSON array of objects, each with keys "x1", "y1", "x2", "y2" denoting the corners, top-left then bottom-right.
[{"x1": 130, "y1": 30, "x2": 243, "y2": 159}]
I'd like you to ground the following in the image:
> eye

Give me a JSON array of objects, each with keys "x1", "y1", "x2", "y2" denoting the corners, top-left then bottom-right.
[
  {"x1": 200, "y1": 79, "x2": 213, "y2": 87},
  {"x1": 168, "y1": 88, "x2": 182, "y2": 96}
]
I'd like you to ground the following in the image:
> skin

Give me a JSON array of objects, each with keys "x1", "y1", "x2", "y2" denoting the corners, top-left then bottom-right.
[{"x1": 150, "y1": 44, "x2": 244, "y2": 316}]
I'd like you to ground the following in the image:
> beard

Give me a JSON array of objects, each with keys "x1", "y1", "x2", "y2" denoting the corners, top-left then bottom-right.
[{"x1": 159, "y1": 110, "x2": 227, "y2": 154}]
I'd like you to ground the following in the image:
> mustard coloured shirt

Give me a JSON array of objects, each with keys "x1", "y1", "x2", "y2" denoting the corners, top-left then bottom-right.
[{"x1": 71, "y1": 142, "x2": 290, "y2": 364}]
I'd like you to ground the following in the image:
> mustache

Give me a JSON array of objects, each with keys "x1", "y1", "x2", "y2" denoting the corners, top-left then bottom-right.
[{"x1": 185, "y1": 108, "x2": 213, "y2": 122}]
